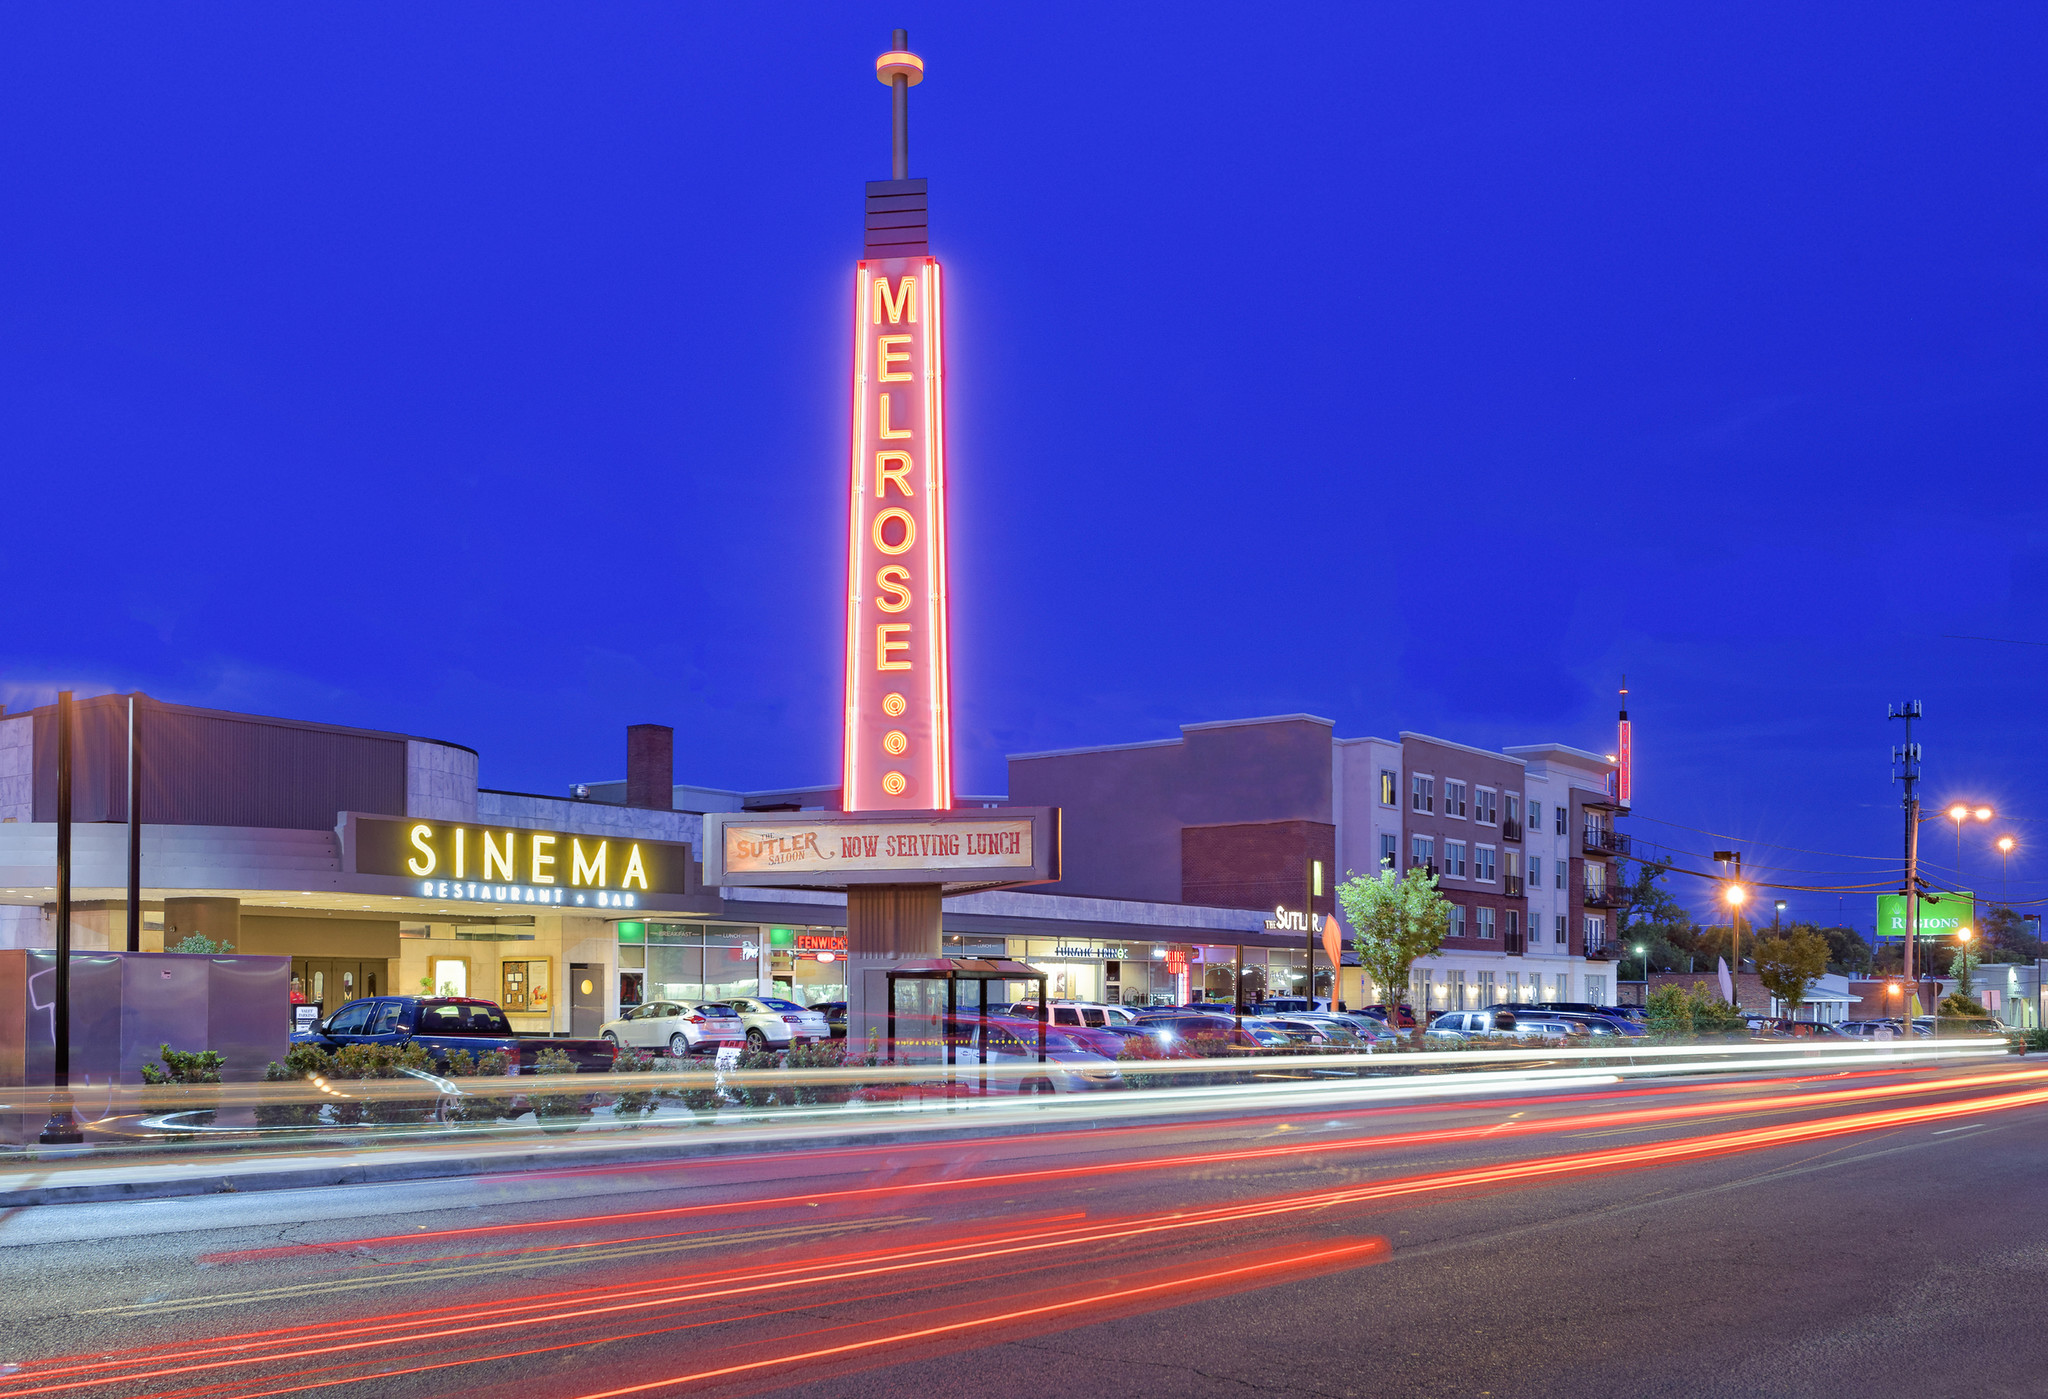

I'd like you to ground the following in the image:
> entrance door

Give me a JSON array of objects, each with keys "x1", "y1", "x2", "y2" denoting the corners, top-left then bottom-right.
[
  {"x1": 291, "y1": 959, "x2": 390, "y2": 1014},
  {"x1": 570, "y1": 963, "x2": 604, "y2": 1037}
]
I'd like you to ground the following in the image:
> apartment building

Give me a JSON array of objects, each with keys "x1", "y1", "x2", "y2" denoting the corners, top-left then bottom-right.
[{"x1": 1014, "y1": 714, "x2": 1624, "y2": 1011}]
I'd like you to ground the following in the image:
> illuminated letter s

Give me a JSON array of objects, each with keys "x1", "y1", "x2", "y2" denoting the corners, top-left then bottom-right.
[
  {"x1": 875, "y1": 564, "x2": 913, "y2": 613},
  {"x1": 407, "y1": 824, "x2": 437, "y2": 877}
]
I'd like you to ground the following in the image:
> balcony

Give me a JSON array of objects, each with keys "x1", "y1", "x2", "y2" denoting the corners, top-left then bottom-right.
[
  {"x1": 1582, "y1": 881, "x2": 1622, "y2": 908},
  {"x1": 1504, "y1": 875, "x2": 1524, "y2": 897},
  {"x1": 1584, "y1": 937, "x2": 1615, "y2": 960},
  {"x1": 1501, "y1": 818, "x2": 1522, "y2": 841},
  {"x1": 1504, "y1": 930, "x2": 1525, "y2": 956},
  {"x1": 1582, "y1": 825, "x2": 1631, "y2": 857}
]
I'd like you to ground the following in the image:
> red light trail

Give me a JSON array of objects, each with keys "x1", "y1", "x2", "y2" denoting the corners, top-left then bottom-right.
[{"x1": 7, "y1": 1073, "x2": 2043, "y2": 1399}]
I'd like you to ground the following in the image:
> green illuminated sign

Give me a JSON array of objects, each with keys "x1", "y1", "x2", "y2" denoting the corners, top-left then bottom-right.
[
  {"x1": 1875, "y1": 891, "x2": 1974, "y2": 940},
  {"x1": 769, "y1": 927, "x2": 796, "y2": 947},
  {"x1": 616, "y1": 921, "x2": 646, "y2": 943}
]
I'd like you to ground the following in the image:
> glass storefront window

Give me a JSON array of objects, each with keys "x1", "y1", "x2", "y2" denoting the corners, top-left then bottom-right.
[{"x1": 634, "y1": 923, "x2": 762, "y2": 1004}]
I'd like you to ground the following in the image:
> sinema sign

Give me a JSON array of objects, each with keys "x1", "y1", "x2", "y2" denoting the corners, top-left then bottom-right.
[
  {"x1": 353, "y1": 816, "x2": 694, "y2": 906},
  {"x1": 843, "y1": 257, "x2": 951, "y2": 812},
  {"x1": 703, "y1": 809, "x2": 1058, "y2": 894}
]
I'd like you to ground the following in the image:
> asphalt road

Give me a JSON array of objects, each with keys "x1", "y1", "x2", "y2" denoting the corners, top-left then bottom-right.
[{"x1": 2, "y1": 1057, "x2": 2045, "y2": 1399}]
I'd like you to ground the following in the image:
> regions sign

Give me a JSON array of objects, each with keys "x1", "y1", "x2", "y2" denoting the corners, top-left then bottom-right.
[
  {"x1": 702, "y1": 808, "x2": 1058, "y2": 893},
  {"x1": 1876, "y1": 891, "x2": 1975, "y2": 940}
]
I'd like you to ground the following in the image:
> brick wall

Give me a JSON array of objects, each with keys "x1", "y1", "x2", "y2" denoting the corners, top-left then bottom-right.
[{"x1": 1182, "y1": 820, "x2": 1336, "y2": 915}]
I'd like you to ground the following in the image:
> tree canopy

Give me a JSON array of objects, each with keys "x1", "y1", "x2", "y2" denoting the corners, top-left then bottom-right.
[
  {"x1": 1337, "y1": 866, "x2": 1451, "y2": 1034},
  {"x1": 1752, "y1": 929, "x2": 1829, "y2": 1018}
]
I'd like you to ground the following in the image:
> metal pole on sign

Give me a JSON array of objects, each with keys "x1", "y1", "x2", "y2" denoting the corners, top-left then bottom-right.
[
  {"x1": 126, "y1": 694, "x2": 141, "y2": 953},
  {"x1": 40, "y1": 691, "x2": 83, "y2": 1145},
  {"x1": 890, "y1": 27, "x2": 910, "y2": 179},
  {"x1": 1234, "y1": 943, "x2": 1244, "y2": 1031}
]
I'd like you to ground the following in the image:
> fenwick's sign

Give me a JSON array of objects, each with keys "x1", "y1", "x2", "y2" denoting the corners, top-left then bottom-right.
[
  {"x1": 702, "y1": 809, "x2": 1059, "y2": 894},
  {"x1": 353, "y1": 817, "x2": 693, "y2": 909},
  {"x1": 842, "y1": 259, "x2": 952, "y2": 812}
]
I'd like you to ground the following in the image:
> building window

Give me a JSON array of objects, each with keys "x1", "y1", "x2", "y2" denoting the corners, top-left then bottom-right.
[
  {"x1": 1506, "y1": 793, "x2": 1521, "y2": 825},
  {"x1": 1378, "y1": 832, "x2": 1398, "y2": 870},
  {"x1": 1556, "y1": 803, "x2": 1568, "y2": 835},
  {"x1": 1556, "y1": 860, "x2": 1566, "y2": 890},
  {"x1": 1528, "y1": 801, "x2": 1540, "y2": 830},
  {"x1": 1507, "y1": 909, "x2": 1520, "y2": 940},
  {"x1": 1476, "y1": 971, "x2": 1495, "y2": 1004},
  {"x1": 1586, "y1": 974, "x2": 1607, "y2": 1004},
  {"x1": 1555, "y1": 914, "x2": 1567, "y2": 944},
  {"x1": 1584, "y1": 915, "x2": 1607, "y2": 951},
  {"x1": 1411, "y1": 834, "x2": 1435, "y2": 868},
  {"x1": 1444, "y1": 779, "x2": 1467, "y2": 818},
  {"x1": 1444, "y1": 839, "x2": 1467, "y2": 878},
  {"x1": 1411, "y1": 775, "x2": 1434, "y2": 813},
  {"x1": 1476, "y1": 907, "x2": 1496, "y2": 939},
  {"x1": 1528, "y1": 856, "x2": 1541, "y2": 887},
  {"x1": 1449, "y1": 904, "x2": 1466, "y2": 938},
  {"x1": 1475, "y1": 788, "x2": 1497, "y2": 824},
  {"x1": 1474, "y1": 846, "x2": 1496, "y2": 882},
  {"x1": 1380, "y1": 770, "x2": 1397, "y2": 806}
]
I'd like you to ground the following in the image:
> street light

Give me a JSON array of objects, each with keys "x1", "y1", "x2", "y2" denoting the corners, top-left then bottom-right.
[
  {"x1": 1724, "y1": 883, "x2": 1747, "y2": 978},
  {"x1": 1774, "y1": 899, "x2": 1785, "y2": 933},
  {"x1": 1946, "y1": 803, "x2": 1994, "y2": 879},
  {"x1": 1635, "y1": 943, "x2": 1650, "y2": 1002},
  {"x1": 1998, "y1": 835, "x2": 2016, "y2": 905}
]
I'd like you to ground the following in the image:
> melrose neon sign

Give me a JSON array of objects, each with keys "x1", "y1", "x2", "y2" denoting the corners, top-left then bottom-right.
[{"x1": 842, "y1": 260, "x2": 952, "y2": 811}]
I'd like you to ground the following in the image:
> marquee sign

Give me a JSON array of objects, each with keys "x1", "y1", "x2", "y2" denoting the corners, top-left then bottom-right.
[
  {"x1": 842, "y1": 256, "x2": 952, "y2": 812},
  {"x1": 351, "y1": 816, "x2": 695, "y2": 907},
  {"x1": 703, "y1": 808, "x2": 1058, "y2": 893}
]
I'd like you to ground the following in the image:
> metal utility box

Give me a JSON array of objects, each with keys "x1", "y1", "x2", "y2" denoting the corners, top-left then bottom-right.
[{"x1": 0, "y1": 950, "x2": 289, "y2": 1146}]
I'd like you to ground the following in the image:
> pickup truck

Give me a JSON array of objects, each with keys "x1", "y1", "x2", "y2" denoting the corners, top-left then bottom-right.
[{"x1": 290, "y1": 995, "x2": 616, "y2": 1073}]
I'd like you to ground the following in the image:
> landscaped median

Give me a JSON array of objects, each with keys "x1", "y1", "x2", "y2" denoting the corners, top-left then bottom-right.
[{"x1": 0, "y1": 1031, "x2": 2015, "y2": 1157}]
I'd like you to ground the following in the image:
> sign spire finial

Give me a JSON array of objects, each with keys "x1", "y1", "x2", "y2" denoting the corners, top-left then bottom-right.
[{"x1": 876, "y1": 29, "x2": 923, "y2": 181}]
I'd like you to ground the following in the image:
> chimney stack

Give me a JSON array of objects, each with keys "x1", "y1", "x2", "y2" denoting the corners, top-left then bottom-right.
[{"x1": 626, "y1": 724, "x2": 674, "y2": 809}]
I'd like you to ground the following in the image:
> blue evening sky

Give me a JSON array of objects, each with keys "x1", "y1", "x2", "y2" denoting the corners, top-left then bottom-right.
[{"x1": 2, "y1": 5, "x2": 2043, "y2": 929}]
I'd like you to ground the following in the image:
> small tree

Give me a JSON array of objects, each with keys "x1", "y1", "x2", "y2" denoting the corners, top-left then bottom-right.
[
  {"x1": 1753, "y1": 929, "x2": 1828, "y2": 1020},
  {"x1": 1338, "y1": 867, "x2": 1451, "y2": 1044},
  {"x1": 1949, "y1": 941, "x2": 1977, "y2": 1002}
]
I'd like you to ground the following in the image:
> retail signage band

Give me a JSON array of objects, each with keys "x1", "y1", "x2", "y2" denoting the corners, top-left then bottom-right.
[
  {"x1": 354, "y1": 817, "x2": 692, "y2": 897},
  {"x1": 723, "y1": 816, "x2": 1031, "y2": 875},
  {"x1": 842, "y1": 256, "x2": 952, "y2": 811}
]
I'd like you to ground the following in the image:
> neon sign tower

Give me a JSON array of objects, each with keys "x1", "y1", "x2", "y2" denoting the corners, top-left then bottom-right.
[{"x1": 842, "y1": 29, "x2": 952, "y2": 813}]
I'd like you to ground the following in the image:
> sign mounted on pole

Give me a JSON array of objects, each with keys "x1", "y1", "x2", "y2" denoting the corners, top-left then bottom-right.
[
  {"x1": 843, "y1": 254, "x2": 951, "y2": 812},
  {"x1": 1877, "y1": 891, "x2": 1973, "y2": 940},
  {"x1": 703, "y1": 808, "x2": 1059, "y2": 895}
]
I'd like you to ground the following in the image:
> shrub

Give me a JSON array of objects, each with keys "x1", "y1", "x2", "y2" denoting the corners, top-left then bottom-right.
[
  {"x1": 441, "y1": 1047, "x2": 512, "y2": 1124},
  {"x1": 663, "y1": 1053, "x2": 724, "y2": 1118},
  {"x1": 169, "y1": 933, "x2": 234, "y2": 954},
  {"x1": 254, "y1": 1058, "x2": 322, "y2": 1128},
  {"x1": 324, "y1": 1042, "x2": 436, "y2": 1124},
  {"x1": 530, "y1": 1047, "x2": 594, "y2": 1129},
  {"x1": 139, "y1": 1043, "x2": 225, "y2": 1085},
  {"x1": 609, "y1": 1046, "x2": 661, "y2": 1120}
]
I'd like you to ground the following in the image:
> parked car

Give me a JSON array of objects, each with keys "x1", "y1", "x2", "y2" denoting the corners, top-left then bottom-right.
[
  {"x1": 952, "y1": 1017, "x2": 1125, "y2": 1092},
  {"x1": 1297, "y1": 1012, "x2": 1399, "y2": 1048},
  {"x1": 817, "y1": 1001, "x2": 849, "y2": 1039},
  {"x1": 599, "y1": 1000, "x2": 747, "y2": 1056},
  {"x1": 1911, "y1": 1014, "x2": 2004, "y2": 1038},
  {"x1": 1838, "y1": 1019, "x2": 1904, "y2": 1040},
  {"x1": 718, "y1": 996, "x2": 833, "y2": 1051},
  {"x1": 1530, "y1": 1010, "x2": 1645, "y2": 1038},
  {"x1": 1427, "y1": 1009, "x2": 1582, "y2": 1041},
  {"x1": 1133, "y1": 1012, "x2": 1284, "y2": 1052},
  {"x1": 1362, "y1": 1003, "x2": 1419, "y2": 1029},
  {"x1": 293, "y1": 995, "x2": 616, "y2": 1072}
]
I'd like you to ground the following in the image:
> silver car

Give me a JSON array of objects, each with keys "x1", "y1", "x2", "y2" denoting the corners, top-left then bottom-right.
[
  {"x1": 953, "y1": 1022, "x2": 1123, "y2": 1093},
  {"x1": 722, "y1": 996, "x2": 833, "y2": 1051},
  {"x1": 598, "y1": 1000, "x2": 747, "y2": 1057}
]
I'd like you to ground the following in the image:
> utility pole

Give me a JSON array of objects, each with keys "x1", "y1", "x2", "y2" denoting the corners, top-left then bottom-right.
[
  {"x1": 39, "y1": 691, "x2": 82, "y2": 1145},
  {"x1": 126, "y1": 694, "x2": 142, "y2": 953},
  {"x1": 1304, "y1": 857, "x2": 1322, "y2": 1007},
  {"x1": 1890, "y1": 701, "x2": 1922, "y2": 1003},
  {"x1": 1714, "y1": 849, "x2": 1744, "y2": 981}
]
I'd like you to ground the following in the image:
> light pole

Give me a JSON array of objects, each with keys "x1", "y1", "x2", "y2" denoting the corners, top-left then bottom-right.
[
  {"x1": 1998, "y1": 835, "x2": 2016, "y2": 906},
  {"x1": 1947, "y1": 803, "x2": 1993, "y2": 881},
  {"x1": 1725, "y1": 882, "x2": 1747, "y2": 1001},
  {"x1": 1635, "y1": 943, "x2": 1649, "y2": 1006},
  {"x1": 1773, "y1": 900, "x2": 1785, "y2": 934}
]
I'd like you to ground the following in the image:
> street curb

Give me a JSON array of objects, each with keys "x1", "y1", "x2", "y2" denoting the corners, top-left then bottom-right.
[{"x1": 0, "y1": 1106, "x2": 1244, "y2": 1209}]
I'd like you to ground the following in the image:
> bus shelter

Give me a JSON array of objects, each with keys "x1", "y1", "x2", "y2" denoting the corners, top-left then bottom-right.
[{"x1": 882, "y1": 957, "x2": 1047, "y2": 1066}]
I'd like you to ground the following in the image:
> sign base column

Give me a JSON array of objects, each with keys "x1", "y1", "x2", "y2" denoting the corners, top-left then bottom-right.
[{"x1": 847, "y1": 883, "x2": 942, "y2": 1058}]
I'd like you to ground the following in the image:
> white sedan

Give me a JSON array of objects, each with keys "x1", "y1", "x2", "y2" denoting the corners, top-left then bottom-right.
[
  {"x1": 720, "y1": 996, "x2": 833, "y2": 1051},
  {"x1": 599, "y1": 1001, "x2": 747, "y2": 1057}
]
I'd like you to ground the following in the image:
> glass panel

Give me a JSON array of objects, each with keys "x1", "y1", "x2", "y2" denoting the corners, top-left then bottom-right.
[
  {"x1": 703, "y1": 925, "x2": 761, "y2": 1002},
  {"x1": 430, "y1": 958, "x2": 468, "y2": 997},
  {"x1": 891, "y1": 977, "x2": 948, "y2": 1065},
  {"x1": 648, "y1": 932, "x2": 705, "y2": 1003}
]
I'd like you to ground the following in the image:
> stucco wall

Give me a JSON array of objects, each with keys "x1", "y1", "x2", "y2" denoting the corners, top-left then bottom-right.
[
  {"x1": 0, "y1": 715, "x2": 31, "y2": 823},
  {"x1": 406, "y1": 740, "x2": 479, "y2": 822}
]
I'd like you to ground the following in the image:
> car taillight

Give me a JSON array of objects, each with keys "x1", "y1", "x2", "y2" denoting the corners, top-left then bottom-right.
[
  {"x1": 689, "y1": 1014, "x2": 705, "y2": 1024},
  {"x1": 781, "y1": 1015, "x2": 802, "y2": 1024}
]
